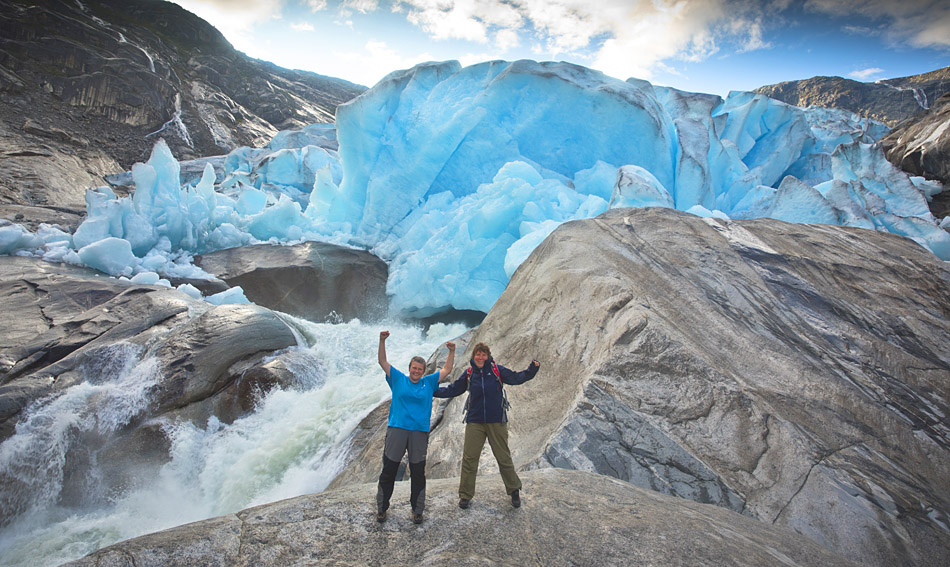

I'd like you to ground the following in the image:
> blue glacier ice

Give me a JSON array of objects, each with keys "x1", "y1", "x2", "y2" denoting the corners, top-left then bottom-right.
[{"x1": 3, "y1": 60, "x2": 947, "y2": 315}]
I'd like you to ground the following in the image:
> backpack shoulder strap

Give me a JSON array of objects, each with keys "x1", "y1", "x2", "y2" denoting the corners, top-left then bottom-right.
[{"x1": 491, "y1": 362, "x2": 501, "y2": 383}]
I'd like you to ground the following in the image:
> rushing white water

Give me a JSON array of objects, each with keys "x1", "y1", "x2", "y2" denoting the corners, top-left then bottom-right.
[{"x1": 0, "y1": 318, "x2": 466, "y2": 567}]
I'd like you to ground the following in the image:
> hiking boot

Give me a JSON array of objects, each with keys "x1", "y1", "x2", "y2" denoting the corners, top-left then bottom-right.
[
  {"x1": 376, "y1": 507, "x2": 387, "y2": 523},
  {"x1": 412, "y1": 511, "x2": 424, "y2": 524},
  {"x1": 458, "y1": 498, "x2": 471, "y2": 509},
  {"x1": 511, "y1": 490, "x2": 521, "y2": 508}
]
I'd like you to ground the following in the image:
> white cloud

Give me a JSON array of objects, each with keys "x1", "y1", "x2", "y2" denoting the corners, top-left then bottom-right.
[
  {"x1": 291, "y1": 22, "x2": 315, "y2": 31},
  {"x1": 849, "y1": 67, "x2": 885, "y2": 80},
  {"x1": 330, "y1": 40, "x2": 436, "y2": 86},
  {"x1": 731, "y1": 18, "x2": 772, "y2": 53},
  {"x1": 169, "y1": 0, "x2": 284, "y2": 53},
  {"x1": 389, "y1": 1, "x2": 778, "y2": 82},
  {"x1": 805, "y1": 0, "x2": 950, "y2": 48},
  {"x1": 304, "y1": 0, "x2": 327, "y2": 11},
  {"x1": 397, "y1": 0, "x2": 524, "y2": 43},
  {"x1": 340, "y1": 0, "x2": 380, "y2": 16},
  {"x1": 494, "y1": 28, "x2": 521, "y2": 51}
]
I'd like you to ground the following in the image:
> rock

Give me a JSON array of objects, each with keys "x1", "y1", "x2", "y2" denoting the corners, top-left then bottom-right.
[
  {"x1": 194, "y1": 242, "x2": 390, "y2": 323},
  {"x1": 148, "y1": 303, "x2": 299, "y2": 416},
  {"x1": 333, "y1": 207, "x2": 950, "y2": 567},
  {"x1": 62, "y1": 468, "x2": 862, "y2": 567},
  {"x1": 881, "y1": 92, "x2": 950, "y2": 218},
  {"x1": 0, "y1": 203, "x2": 84, "y2": 232}
]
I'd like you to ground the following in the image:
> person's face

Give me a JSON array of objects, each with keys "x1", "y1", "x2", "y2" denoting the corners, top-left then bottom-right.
[
  {"x1": 409, "y1": 361, "x2": 425, "y2": 382},
  {"x1": 473, "y1": 351, "x2": 488, "y2": 368}
]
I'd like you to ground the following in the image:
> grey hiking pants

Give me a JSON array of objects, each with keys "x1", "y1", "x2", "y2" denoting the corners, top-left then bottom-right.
[{"x1": 376, "y1": 426, "x2": 429, "y2": 513}]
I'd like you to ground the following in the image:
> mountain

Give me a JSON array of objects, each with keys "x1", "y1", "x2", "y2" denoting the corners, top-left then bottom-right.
[
  {"x1": 753, "y1": 67, "x2": 950, "y2": 126},
  {"x1": 0, "y1": 0, "x2": 365, "y2": 222}
]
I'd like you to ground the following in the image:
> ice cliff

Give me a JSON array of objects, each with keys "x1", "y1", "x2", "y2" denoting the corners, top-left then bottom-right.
[{"x1": 1, "y1": 60, "x2": 946, "y2": 316}]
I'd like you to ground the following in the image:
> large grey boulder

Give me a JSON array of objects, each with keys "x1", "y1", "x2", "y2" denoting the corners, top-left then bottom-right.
[
  {"x1": 332, "y1": 207, "x2": 950, "y2": 567},
  {"x1": 62, "y1": 468, "x2": 861, "y2": 567},
  {"x1": 194, "y1": 242, "x2": 389, "y2": 323}
]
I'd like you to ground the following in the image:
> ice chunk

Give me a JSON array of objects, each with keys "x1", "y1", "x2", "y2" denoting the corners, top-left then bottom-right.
[
  {"x1": 206, "y1": 286, "x2": 251, "y2": 305},
  {"x1": 573, "y1": 161, "x2": 619, "y2": 201},
  {"x1": 176, "y1": 283, "x2": 203, "y2": 299},
  {"x1": 0, "y1": 222, "x2": 43, "y2": 254},
  {"x1": 609, "y1": 166, "x2": 675, "y2": 209},
  {"x1": 130, "y1": 271, "x2": 161, "y2": 285},
  {"x1": 767, "y1": 176, "x2": 839, "y2": 225},
  {"x1": 77, "y1": 237, "x2": 138, "y2": 276}
]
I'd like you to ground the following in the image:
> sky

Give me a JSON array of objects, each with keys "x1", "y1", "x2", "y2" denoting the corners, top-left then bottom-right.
[{"x1": 167, "y1": 0, "x2": 950, "y2": 96}]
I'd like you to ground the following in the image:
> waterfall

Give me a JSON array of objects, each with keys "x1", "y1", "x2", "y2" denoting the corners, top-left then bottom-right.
[
  {"x1": 0, "y1": 319, "x2": 466, "y2": 567},
  {"x1": 117, "y1": 32, "x2": 157, "y2": 73},
  {"x1": 146, "y1": 93, "x2": 194, "y2": 148},
  {"x1": 879, "y1": 81, "x2": 930, "y2": 111}
]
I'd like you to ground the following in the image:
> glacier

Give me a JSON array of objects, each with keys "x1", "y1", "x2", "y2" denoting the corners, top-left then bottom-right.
[{"x1": 3, "y1": 60, "x2": 947, "y2": 316}]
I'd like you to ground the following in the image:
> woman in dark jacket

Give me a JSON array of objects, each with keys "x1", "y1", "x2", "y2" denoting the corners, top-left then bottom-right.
[{"x1": 435, "y1": 342, "x2": 539, "y2": 509}]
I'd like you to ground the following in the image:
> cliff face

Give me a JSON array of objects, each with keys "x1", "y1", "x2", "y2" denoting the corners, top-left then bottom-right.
[
  {"x1": 880, "y1": 92, "x2": 950, "y2": 218},
  {"x1": 754, "y1": 67, "x2": 950, "y2": 127},
  {"x1": 0, "y1": 0, "x2": 364, "y2": 216}
]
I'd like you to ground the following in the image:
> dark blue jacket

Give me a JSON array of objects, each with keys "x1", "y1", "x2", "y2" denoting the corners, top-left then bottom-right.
[{"x1": 435, "y1": 356, "x2": 538, "y2": 423}]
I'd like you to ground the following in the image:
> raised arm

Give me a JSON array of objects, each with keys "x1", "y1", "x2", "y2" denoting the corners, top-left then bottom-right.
[
  {"x1": 378, "y1": 330, "x2": 391, "y2": 377},
  {"x1": 500, "y1": 359, "x2": 540, "y2": 386},
  {"x1": 438, "y1": 341, "x2": 456, "y2": 381}
]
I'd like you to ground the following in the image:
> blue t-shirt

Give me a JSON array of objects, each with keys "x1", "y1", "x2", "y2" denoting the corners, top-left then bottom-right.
[{"x1": 386, "y1": 367, "x2": 440, "y2": 432}]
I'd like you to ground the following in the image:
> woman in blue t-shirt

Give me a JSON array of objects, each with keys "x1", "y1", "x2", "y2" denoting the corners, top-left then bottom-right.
[{"x1": 375, "y1": 330, "x2": 456, "y2": 524}]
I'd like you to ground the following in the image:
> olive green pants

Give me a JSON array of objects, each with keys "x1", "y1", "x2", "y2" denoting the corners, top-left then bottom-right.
[{"x1": 459, "y1": 422, "x2": 522, "y2": 500}]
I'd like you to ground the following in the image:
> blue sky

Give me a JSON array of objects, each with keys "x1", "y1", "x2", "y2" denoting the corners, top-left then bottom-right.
[{"x1": 168, "y1": 0, "x2": 950, "y2": 96}]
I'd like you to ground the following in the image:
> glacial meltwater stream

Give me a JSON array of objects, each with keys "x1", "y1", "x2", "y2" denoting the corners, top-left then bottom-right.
[{"x1": 0, "y1": 317, "x2": 467, "y2": 567}]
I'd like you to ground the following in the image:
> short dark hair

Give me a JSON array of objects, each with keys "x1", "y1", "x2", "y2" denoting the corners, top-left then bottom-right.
[
  {"x1": 410, "y1": 356, "x2": 426, "y2": 370},
  {"x1": 472, "y1": 343, "x2": 491, "y2": 358}
]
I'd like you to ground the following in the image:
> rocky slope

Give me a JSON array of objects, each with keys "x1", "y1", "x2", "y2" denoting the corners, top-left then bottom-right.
[
  {"x1": 332, "y1": 207, "x2": 950, "y2": 567},
  {"x1": 754, "y1": 66, "x2": 950, "y2": 126},
  {"x1": 0, "y1": 0, "x2": 364, "y2": 221},
  {"x1": 62, "y1": 468, "x2": 862, "y2": 567},
  {"x1": 880, "y1": 91, "x2": 950, "y2": 218}
]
